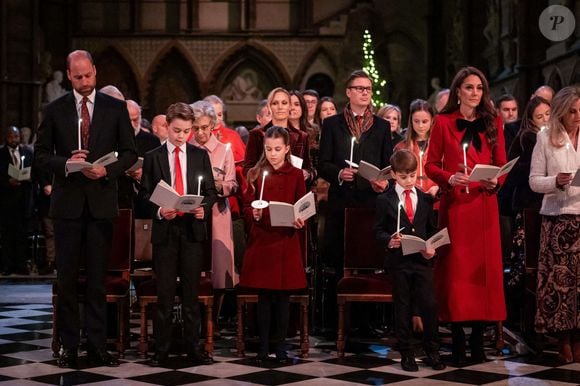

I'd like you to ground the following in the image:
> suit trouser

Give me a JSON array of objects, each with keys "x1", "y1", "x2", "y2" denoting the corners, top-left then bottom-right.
[
  {"x1": 54, "y1": 212, "x2": 112, "y2": 350},
  {"x1": 392, "y1": 261, "x2": 440, "y2": 355},
  {"x1": 153, "y1": 218, "x2": 203, "y2": 354}
]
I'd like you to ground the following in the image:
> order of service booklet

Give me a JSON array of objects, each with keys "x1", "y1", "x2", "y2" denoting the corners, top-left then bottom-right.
[
  {"x1": 468, "y1": 156, "x2": 519, "y2": 181},
  {"x1": 400, "y1": 227, "x2": 450, "y2": 256},
  {"x1": 149, "y1": 180, "x2": 204, "y2": 212},
  {"x1": 127, "y1": 157, "x2": 144, "y2": 172},
  {"x1": 269, "y1": 191, "x2": 316, "y2": 227},
  {"x1": 65, "y1": 151, "x2": 118, "y2": 173},
  {"x1": 8, "y1": 164, "x2": 31, "y2": 181}
]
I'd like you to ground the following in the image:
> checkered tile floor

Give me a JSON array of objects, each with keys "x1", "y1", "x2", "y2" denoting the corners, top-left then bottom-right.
[{"x1": 0, "y1": 303, "x2": 579, "y2": 385}]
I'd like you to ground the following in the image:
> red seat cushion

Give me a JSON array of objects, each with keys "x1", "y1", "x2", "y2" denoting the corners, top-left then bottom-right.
[
  {"x1": 236, "y1": 286, "x2": 308, "y2": 296},
  {"x1": 337, "y1": 274, "x2": 393, "y2": 294},
  {"x1": 52, "y1": 276, "x2": 129, "y2": 296},
  {"x1": 136, "y1": 278, "x2": 213, "y2": 298}
]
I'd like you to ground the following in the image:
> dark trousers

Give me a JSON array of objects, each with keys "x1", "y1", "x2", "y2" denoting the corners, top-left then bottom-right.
[
  {"x1": 257, "y1": 290, "x2": 290, "y2": 355},
  {"x1": 54, "y1": 214, "x2": 112, "y2": 350},
  {"x1": 392, "y1": 260, "x2": 439, "y2": 355},
  {"x1": 153, "y1": 218, "x2": 203, "y2": 354}
]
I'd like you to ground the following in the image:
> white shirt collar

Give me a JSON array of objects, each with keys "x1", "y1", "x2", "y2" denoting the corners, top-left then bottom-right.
[
  {"x1": 395, "y1": 183, "x2": 416, "y2": 198},
  {"x1": 73, "y1": 89, "x2": 96, "y2": 105},
  {"x1": 166, "y1": 141, "x2": 186, "y2": 155}
]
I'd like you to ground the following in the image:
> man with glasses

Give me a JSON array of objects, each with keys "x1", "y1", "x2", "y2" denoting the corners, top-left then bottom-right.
[
  {"x1": 303, "y1": 89, "x2": 319, "y2": 125},
  {"x1": 317, "y1": 69, "x2": 392, "y2": 333}
]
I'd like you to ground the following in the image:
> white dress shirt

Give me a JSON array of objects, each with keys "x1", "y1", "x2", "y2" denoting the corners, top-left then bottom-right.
[
  {"x1": 395, "y1": 183, "x2": 417, "y2": 214},
  {"x1": 165, "y1": 141, "x2": 188, "y2": 194},
  {"x1": 73, "y1": 89, "x2": 95, "y2": 121}
]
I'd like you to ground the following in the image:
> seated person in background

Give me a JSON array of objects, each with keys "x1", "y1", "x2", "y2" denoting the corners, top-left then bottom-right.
[{"x1": 374, "y1": 149, "x2": 445, "y2": 372}]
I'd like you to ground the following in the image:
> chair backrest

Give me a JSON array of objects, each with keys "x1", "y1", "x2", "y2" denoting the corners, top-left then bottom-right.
[
  {"x1": 343, "y1": 207, "x2": 385, "y2": 272},
  {"x1": 133, "y1": 219, "x2": 153, "y2": 263},
  {"x1": 109, "y1": 208, "x2": 133, "y2": 272}
]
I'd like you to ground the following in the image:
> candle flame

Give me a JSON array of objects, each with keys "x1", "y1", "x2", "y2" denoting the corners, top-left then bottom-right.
[
  {"x1": 263, "y1": 171, "x2": 268, "y2": 177},
  {"x1": 463, "y1": 143, "x2": 468, "y2": 150}
]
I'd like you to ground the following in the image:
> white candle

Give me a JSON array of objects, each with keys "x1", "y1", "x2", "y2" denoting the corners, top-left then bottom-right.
[
  {"x1": 396, "y1": 200, "x2": 402, "y2": 235},
  {"x1": 197, "y1": 176, "x2": 203, "y2": 196},
  {"x1": 20, "y1": 155, "x2": 24, "y2": 170},
  {"x1": 219, "y1": 143, "x2": 231, "y2": 170},
  {"x1": 259, "y1": 171, "x2": 268, "y2": 201},
  {"x1": 566, "y1": 142, "x2": 571, "y2": 172},
  {"x1": 78, "y1": 119, "x2": 82, "y2": 150},
  {"x1": 349, "y1": 136, "x2": 356, "y2": 166},
  {"x1": 419, "y1": 150, "x2": 424, "y2": 177},
  {"x1": 462, "y1": 142, "x2": 469, "y2": 194}
]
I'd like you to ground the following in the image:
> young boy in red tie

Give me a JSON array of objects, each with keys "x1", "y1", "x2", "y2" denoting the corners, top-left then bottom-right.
[
  {"x1": 374, "y1": 149, "x2": 445, "y2": 372},
  {"x1": 140, "y1": 102, "x2": 217, "y2": 366}
]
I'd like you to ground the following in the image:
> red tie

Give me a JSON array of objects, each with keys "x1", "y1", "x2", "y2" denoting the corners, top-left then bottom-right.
[
  {"x1": 404, "y1": 189, "x2": 414, "y2": 223},
  {"x1": 81, "y1": 97, "x2": 90, "y2": 149},
  {"x1": 174, "y1": 147, "x2": 184, "y2": 195}
]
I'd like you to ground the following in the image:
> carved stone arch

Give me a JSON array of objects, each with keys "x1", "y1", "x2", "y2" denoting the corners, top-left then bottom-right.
[
  {"x1": 546, "y1": 68, "x2": 563, "y2": 93},
  {"x1": 94, "y1": 46, "x2": 141, "y2": 102},
  {"x1": 206, "y1": 43, "x2": 290, "y2": 124},
  {"x1": 295, "y1": 45, "x2": 338, "y2": 97},
  {"x1": 145, "y1": 44, "x2": 202, "y2": 119}
]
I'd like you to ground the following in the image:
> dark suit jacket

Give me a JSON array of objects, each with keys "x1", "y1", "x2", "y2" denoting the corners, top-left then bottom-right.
[
  {"x1": 0, "y1": 145, "x2": 34, "y2": 221},
  {"x1": 34, "y1": 91, "x2": 137, "y2": 219},
  {"x1": 140, "y1": 142, "x2": 217, "y2": 245},
  {"x1": 318, "y1": 113, "x2": 392, "y2": 204},
  {"x1": 374, "y1": 187, "x2": 437, "y2": 267}
]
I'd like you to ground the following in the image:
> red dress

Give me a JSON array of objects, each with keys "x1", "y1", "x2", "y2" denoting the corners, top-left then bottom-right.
[
  {"x1": 240, "y1": 162, "x2": 307, "y2": 290},
  {"x1": 425, "y1": 110, "x2": 507, "y2": 322}
]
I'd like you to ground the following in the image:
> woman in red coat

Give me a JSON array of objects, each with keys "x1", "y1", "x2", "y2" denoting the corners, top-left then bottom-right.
[
  {"x1": 425, "y1": 66, "x2": 506, "y2": 365},
  {"x1": 240, "y1": 126, "x2": 307, "y2": 363}
]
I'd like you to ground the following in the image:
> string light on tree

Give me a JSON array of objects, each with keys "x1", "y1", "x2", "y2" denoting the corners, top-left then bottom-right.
[{"x1": 362, "y1": 29, "x2": 387, "y2": 108}]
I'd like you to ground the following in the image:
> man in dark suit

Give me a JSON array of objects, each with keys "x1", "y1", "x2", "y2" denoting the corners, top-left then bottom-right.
[
  {"x1": 0, "y1": 126, "x2": 34, "y2": 275},
  {"x1": 118, "y1": 99, "x2": 160, "y2": 217},
  {"x1": 34, "y1": 50, "x2": 137, "y2": 368},
  {"x1": 317, "y1": 70, "x2": 393, "y2": 332},
  {"x1": 140, "y1": 102, "x2": 217, "y2": 366},
  {"x1": 374, "y1": 149, "x2": 444, "y2": 372}
]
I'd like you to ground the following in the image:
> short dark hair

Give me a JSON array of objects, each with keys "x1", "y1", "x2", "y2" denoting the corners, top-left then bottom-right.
[
  {"x1": 345, "y1": 70, "x2": 371, "y2": 88},
  {"x1": 166, "y1": 102, "x2": 194, "y2": 124},
  {"x1": 303, "y1": 89, "x2": 319, "y2": 99},
  {"x1": 390, "y1": 149, "x2": 417, "y2": 174},
  {"x1": 495, "y1": 94, "x2": 517, "y2": 108}
]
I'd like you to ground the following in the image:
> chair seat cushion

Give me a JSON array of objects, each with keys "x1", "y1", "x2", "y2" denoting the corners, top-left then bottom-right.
[
  {"x1": 337, "y1": 274, "x2": 392, "y2": 294},
  {"x1": 52, "y1": 276, "x2": 129, "y2": 296},
  {"x1": 136, "y1": 278, "x2": 213, "y2": 298},
  {"x1": 236, "y1": 286, "x2": 308, "y2": 296}
]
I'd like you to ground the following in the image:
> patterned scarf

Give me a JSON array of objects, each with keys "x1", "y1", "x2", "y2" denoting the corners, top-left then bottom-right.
[{"x1": 344, "y1": 103, "x2": 373, "y2": 140}]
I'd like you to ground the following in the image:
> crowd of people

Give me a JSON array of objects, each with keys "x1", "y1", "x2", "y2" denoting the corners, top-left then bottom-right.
[{"x1": 0, "y1": 49, "x2": 578, "y2": 370}]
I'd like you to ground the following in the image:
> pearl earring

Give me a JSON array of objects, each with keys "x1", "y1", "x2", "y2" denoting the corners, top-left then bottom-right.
[{"x1": 457, "y1": 99, "x2": 460, "y2": 105}]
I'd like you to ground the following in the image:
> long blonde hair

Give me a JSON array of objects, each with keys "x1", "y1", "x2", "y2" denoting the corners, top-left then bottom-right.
[{"x1": 548, "y1": 85, "x2": 580, "y2": 148}]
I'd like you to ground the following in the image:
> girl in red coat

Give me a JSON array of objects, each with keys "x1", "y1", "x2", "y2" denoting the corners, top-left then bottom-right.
[
  {"x1": 425, "y1": 66, "x2": 506, "y2": 365},
  {"x1": 240, "y1": 126, "x2": 307, "y2": 363}
]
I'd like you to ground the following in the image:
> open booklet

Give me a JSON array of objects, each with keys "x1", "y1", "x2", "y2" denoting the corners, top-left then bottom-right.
[
  {"x1": 149, "y1": 180, "x2": 204, "y2": 212},
  {"x1": 468, "y1": 156, "x2": 519, "y2": 181},
  {"x1": 290, "y1": 155, "x2": 303, "y2": 169},
  {"x1": 8, "y1": 164, "x2": 31, "y2": 181},
  {"x1": 65, "y1": 151, "x2": 118, "y2": 174},
  {"x1": 401, "y1": 227, "x2": 450, "y2": 256},
  {"x1": 344, "y1": 160, "x2": 392, "y2": 181},
  {"x1": 269, "y1": 191, "x2": 316, "y2": 227},
  {"x1": 127, "y1": 157, "x2": 143, "y2": 172}
]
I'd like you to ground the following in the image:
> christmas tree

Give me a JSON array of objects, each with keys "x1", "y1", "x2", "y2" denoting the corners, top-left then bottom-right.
[{"x1": 362, "y1": 29, "x2": 387, "y2": 108}]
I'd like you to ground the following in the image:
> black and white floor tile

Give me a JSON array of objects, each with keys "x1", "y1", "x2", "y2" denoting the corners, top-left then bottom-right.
[{"x1": 0, "y1": 299, "x2": 579, "y2": 384}]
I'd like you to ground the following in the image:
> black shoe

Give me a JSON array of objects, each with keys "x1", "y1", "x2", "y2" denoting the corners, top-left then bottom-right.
[
  {"x1": 470, "y1": 350, "x2": 488, "y2": 364},
  {"x1": 186, "y1": 351, "x2": 213, "y2": 365},
  {"x1": 58, "y1": 349, "x2": 78, "y2": 368},
  {"x1": 401, "y1": 356, "x2": 419, "y2": 372},
  {"x1": 425, "y1": 352, "x2": 446, "y2": 370},
  {"x1": 149, "y1": 352, "x2": 168, "y2": 367},
  {"x1": 254, "y1": 353, "x2": 270, "y2": 364},
  {"x1": 276, "y1": 351, "x2": 290, "y2": 364},
  {"x1": 87, "y1": 349, "x2": 119, "y2": 367}
]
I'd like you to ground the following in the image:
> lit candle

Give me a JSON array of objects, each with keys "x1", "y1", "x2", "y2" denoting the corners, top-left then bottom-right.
[
  {"x1": 259, "y1": 171, "x2": 268, "y2": 201},
  {"x1": 219, "y1": 143, "x2": 231, "y2": 170},
  {"x1": 349, "y1": 136, "x2": 356, "y2": 166},
  {"x1": 419, "y1": 150, "x2": 424, "y2": 177},
  {"x1": 197, "y1": 176, "x2": 203, "y2": 196},
  {"x1": 20, "y1": 155, "x2": 24, "y2": 170},
  {"x1": 462, "y1": 142, "x2": 470, "y2": 194},
  {"x1": 396, "y1": 200, "x2": 402, "y2": 236},
  {"x1": 566, "y1": 142, "x2": 571, "y2": 172},
  {"x1": 78, "y1": 119, "x2": 82, "y2": 150}
]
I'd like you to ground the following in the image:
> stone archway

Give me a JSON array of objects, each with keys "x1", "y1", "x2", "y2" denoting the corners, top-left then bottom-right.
[{"x1": 95, "y1": 46, "x2": 140, "y2": 102}]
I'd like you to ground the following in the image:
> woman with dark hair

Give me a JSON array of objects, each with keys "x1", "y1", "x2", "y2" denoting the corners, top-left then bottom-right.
[
  {"x1": 314, "y1": 96, "x2": 338, "y2": 127},
  {"x1": 289, "y1": 90, "x2": 320, "y2": 171},
  {"x1": 240, "y1": 126, "x2": 308, "y2": 363},
  {"x1": 529, "y1": 86, "x2": 580, "y2": 364},
  {"x1": 425, "y1": 66, "x2": 507, "y2": 365}
]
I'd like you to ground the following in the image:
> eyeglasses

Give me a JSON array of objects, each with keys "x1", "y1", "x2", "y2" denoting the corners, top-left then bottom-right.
[
  {"x1": 305, "y1": 100, "x2": 318, "y2": 105},
  {"x1": 348, "y1": 86, "x2": 373, "y2": 94}
]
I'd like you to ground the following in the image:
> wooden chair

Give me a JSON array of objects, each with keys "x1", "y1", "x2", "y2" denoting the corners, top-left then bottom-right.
[
  {"x1": 336, "y1": 207, "x2": 393, "y2": 357},
  {"x1": 135, "y1": 225, "x2": 214, "y2": 358},
  {"x1": 236, "y1": 230, "x2": 310, "y2": 358},
  {"x1": 51, "y1": 208, "x2": 133, "y2": 358}
]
